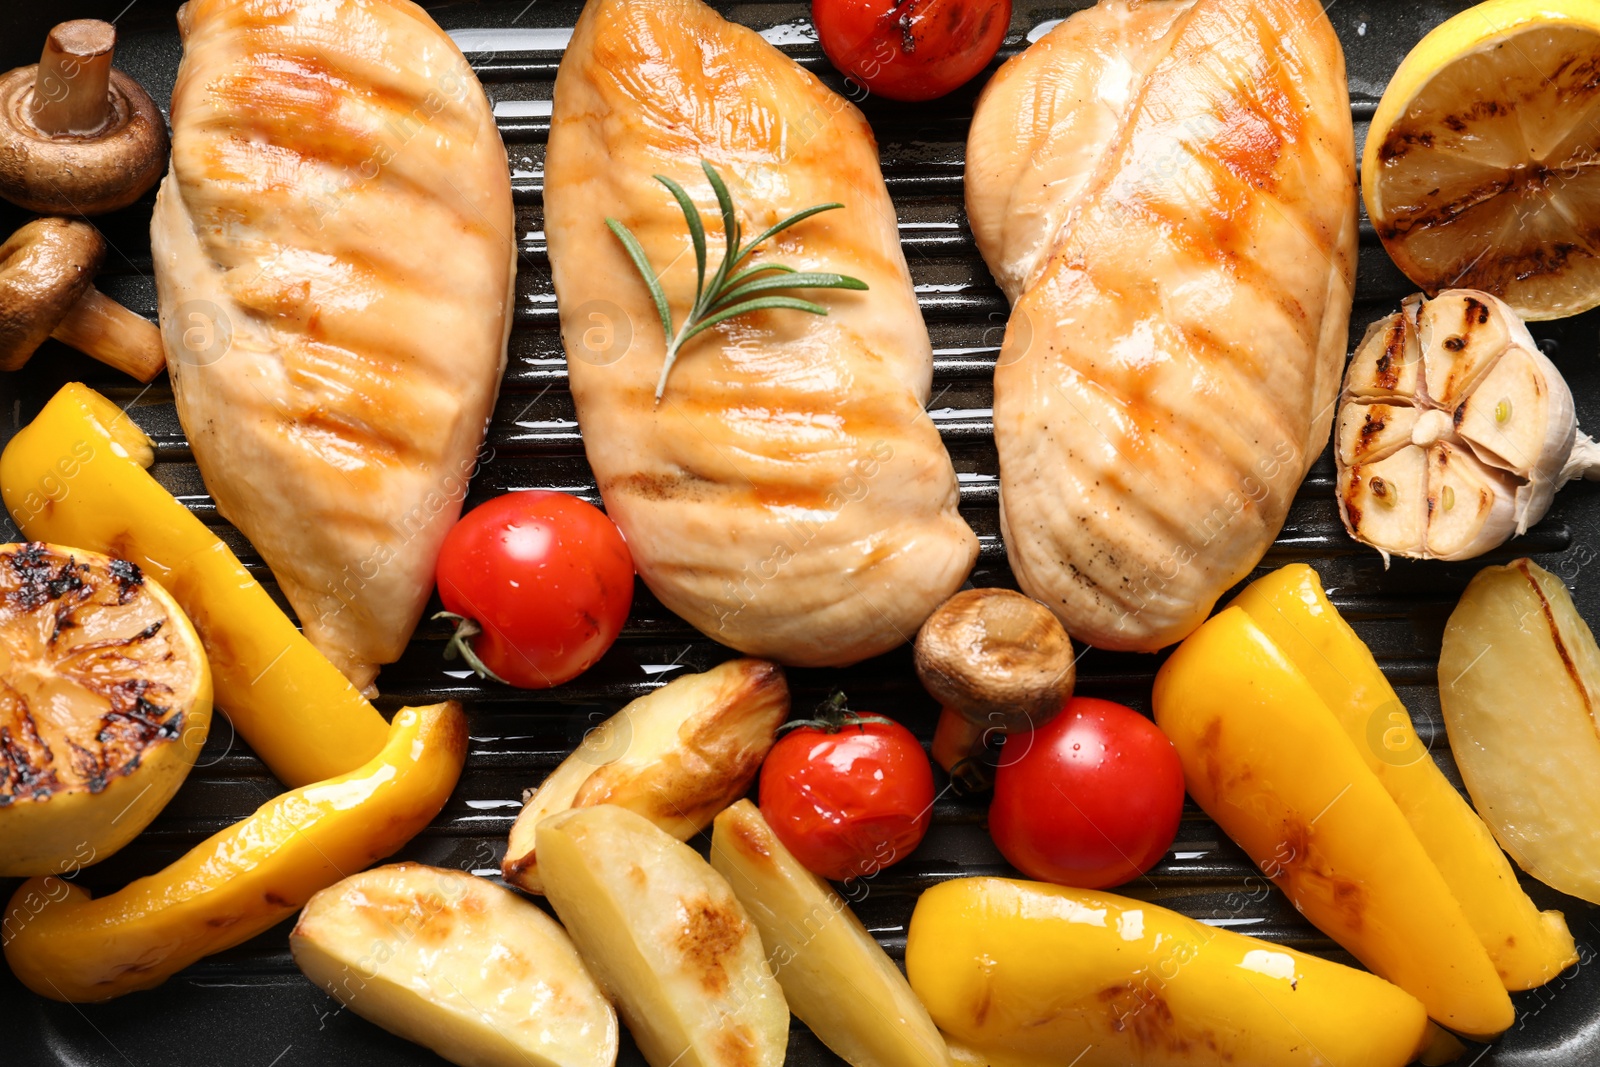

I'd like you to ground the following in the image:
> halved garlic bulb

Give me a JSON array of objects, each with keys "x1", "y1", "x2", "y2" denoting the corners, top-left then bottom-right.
[{"x1": 1335, "y1": 290, "x2": 1599, "y2": 562}]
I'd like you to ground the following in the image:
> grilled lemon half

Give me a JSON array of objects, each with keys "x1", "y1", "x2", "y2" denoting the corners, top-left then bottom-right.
[
  {"x1": 1364, "y1": 0, "x2": 1600, "y2": 320},
  {"x1": 0, "y1": 542, "x2": 212, "y2": 876}
]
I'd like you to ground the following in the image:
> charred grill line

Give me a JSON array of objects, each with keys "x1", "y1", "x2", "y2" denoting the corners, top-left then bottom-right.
[
  {"x1": 109, "y1": 557, "x2": 145, "y2": 602},
  {"x1": 0, "y1": 545, "x2": 187, "y2": 803},
  {"x1": 0, "y1": 710, "x2": 60, "y2": 803},
  {"x1": 6, "y1": 542, "x2": 91, "y2": 612}
]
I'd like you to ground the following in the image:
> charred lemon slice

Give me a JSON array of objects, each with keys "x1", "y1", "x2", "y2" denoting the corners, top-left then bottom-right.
[
  {"x1": 1364, "y1": 0, "x2": 1600, "y2": 320},
  {"x1": 0, "y1": 542, "x2": 211, "y2": 876}
]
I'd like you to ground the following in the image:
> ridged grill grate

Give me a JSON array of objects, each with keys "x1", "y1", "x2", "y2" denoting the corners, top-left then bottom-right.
[{"x1": 2, "y1": 2, "x2": 1597, "y2": 1063}]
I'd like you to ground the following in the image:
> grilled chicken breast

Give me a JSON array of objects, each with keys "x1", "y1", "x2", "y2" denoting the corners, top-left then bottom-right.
[
  {"x1": 969, "y1": 0, "x2": 1356, "y2": 651},
  {"x1": 152, "y1": 0, "x2": 515, "y2": 691},
  {"x1": 546, "y1": 0, "x2": 977, "y2": 666}
]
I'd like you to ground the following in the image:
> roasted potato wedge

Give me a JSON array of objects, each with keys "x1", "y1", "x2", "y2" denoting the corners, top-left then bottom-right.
[
  {"x1": 711, "y1": 800, "x2": 951, "y2": 1067},
  {"x1": 291, "y1": 863, "x2": 617, "y2": 1067},
  {"x1": 538, "y1": 805, "x2": 788, "y2": 1067},
  {"x1": 505, "y1": 658, "x2": 787, "y2": 893},
  {"x1": 1440, "y1": 559, "x2": 1600, "y2": 904}
]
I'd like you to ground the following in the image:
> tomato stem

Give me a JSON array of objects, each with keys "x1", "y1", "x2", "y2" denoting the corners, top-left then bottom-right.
[
  {"x1": 433, "y1": 611, "x2": 511, "y2": 686},
  {"x1": 777, "y1": 690, "x2": 897, "y2": 734}
]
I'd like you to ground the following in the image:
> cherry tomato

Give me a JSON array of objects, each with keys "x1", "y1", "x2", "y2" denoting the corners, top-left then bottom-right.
[
  {"x1": 435, "y1": 491, "x2": 633, "y2": 689},
  {"x1": 759, "y1": 697, "x2": 935, "y2": 881},
  {"x1": 989, "y1": 696, "x2": 1184, "y2": 889},
  {"x1": 812, "y1": 0, "x2": 1010, "y2": 102}
]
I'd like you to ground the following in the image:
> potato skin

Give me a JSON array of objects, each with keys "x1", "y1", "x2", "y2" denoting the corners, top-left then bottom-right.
[
  {"x1": 538, "y1": 804, "x2": 788, "y2": 1067},
  {"x1": 1440, "y1": 559, "x2": 1600, "y2": 906},
  {"x1": 711, "y1": 800, "x2": 952, "y2": 1067},
  {"x1": 292, "y1": 863, "x2": 617, "y2": 1067},
  {"x1": 504, "y1": 659, "x2": 786, "y2": 892}
]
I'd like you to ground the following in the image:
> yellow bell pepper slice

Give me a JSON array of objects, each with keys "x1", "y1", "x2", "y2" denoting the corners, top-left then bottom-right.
[
  {"x1": 1153, "y1": 607, "x2": 1513, "y2": 1038},
  {"x1": 907, "y1": 877, "x2": 1430, "y2": 1067},
  {"x1": 1230, "y1": 564, "x2": 1576, "y2": 990},
  {"x1": 0, "y1": 383, "x2": 389, "y2": 786},
  {"x1": 1, "y1": 700, "x2": 465, "y2": 1002}
]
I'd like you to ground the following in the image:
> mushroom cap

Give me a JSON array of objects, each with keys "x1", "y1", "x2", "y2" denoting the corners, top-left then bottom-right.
[
  {"x1": 914, "y1": 587, "x2": 1076, "y2": 731},
  {"x1": 0, "y1": 217, "x2": 105, "y2": 370},
  {"x1": 0, "y1": 64, "x2": 169, "y2": 216}
]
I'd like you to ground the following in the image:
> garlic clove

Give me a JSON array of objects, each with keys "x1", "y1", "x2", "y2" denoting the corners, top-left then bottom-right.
[
  {"x1": 1512, "y1": 477, "x2": 1554, "y2": 538},
  {"x1": 1336, "y1": 288, "x2": 1590, "y2": 562},
  {"x1": 1455, "y1": 344, "x2": 1577, "y2": 532},
  {"x1": 1410, "y1": 408, "x2": 1455, "y2": 449},
  {"x1": 1337, "y1": 400, "x2": 1419, "y2": 466},
  {"x1": 1419, "y1": 291, "x2": 1512, "y2": 410},
  {"x1": 1340, "y1": 446, "x2": 1427, "y2": 558},
  {"x1": 1347, "y1": 310, "x2": 1422, "y2": 399},
  {"x1": 1425, "y1": 441, "x2": 1519, "y2": 560}
]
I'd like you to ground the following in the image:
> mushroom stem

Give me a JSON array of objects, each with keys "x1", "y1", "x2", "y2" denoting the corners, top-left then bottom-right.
[
  {"x1": 914, "y1": 587, "x2": 1076, "y2": 793},
  {"x1": 931, "y1": 708, "x2": 996, "y2": 791},
  {"x1": 50, "y1": 288, "x2": 165, "y2": 382},
  {"x1": 30, "y1": 21, "x2": 116, "y2": 138}
]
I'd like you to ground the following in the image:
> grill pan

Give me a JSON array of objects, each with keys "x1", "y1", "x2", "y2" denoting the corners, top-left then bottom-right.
[{"x1": 2, "y1": 1, "x2": 1599, "y2": 1063}]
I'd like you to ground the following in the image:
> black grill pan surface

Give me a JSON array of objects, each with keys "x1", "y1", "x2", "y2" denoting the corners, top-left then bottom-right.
[{"x1": 2, "y1": 1, "x2": 1598, "y2": 1064}]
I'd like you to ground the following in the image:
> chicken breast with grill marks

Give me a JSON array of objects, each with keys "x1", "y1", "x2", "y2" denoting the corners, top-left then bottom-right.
[
  {"x1": 545, "y1": 0, "x2": 977, "y2": 666},
  {"x1": 152, "y1": 0, "x2": 515, "y2": 692},
  {"x1": 968, "y1": 0, "x2": 1357, "y2": 651}
]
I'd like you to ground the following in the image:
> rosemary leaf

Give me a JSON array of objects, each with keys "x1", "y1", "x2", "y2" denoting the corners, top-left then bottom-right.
[
  {"x1": 736, "y1": 203, "x2": 845, "y2": 269},
  {"x1": 711, "y1": 271, "x2": 868, "y2": 311},
  {"x1": 701, "y1": 161, "x2": 742, "y2": 314},
  {"x1": 655, "y1": 174, "x2": 706, "y2": 304},
  {"x1": 607, "y1": 159, "x2": 870, "y2": 403},
  {"x1": 678, "y1": 295, "x2": 831, "y2": 347},
  {"x1": 604, "y1": 217, "x2": 673, "y2": 348},
  {"x1": 722, "y1": 262, "x2": 797, "y2": 290}
]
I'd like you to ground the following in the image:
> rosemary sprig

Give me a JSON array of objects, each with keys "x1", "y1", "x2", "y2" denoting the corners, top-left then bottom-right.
[{"x1": 606, "y1": 159, "x2": 869, "y2": 402}]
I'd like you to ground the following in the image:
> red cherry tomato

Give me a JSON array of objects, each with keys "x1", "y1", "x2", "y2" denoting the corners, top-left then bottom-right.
[
  {"x1": 812, "y1": 0, "x2": 1010, "y2": 102},
  {"x1": 435, "y1": 491, "x2": 633, "y2": 689},
  {"x1": 989, "y1": 696, "x2": 1184, "y2": 889},
  {"x1": 759, "y1": 698, "x2": 935, "y2": 881}
]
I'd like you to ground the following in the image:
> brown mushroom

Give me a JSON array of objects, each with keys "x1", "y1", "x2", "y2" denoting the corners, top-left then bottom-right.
[
  {"x1": 0, "y1": 20, "x2": 169, "y2": 216},
  {"x1": 915, "y1": 588, "x2": 1075, "y2": 790},
  {"x1": 0, "y1": 217, "x2": 165, "y2": 381}
]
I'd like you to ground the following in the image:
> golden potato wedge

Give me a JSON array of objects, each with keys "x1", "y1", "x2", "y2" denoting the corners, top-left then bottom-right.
[
  {"x1": 538, "y1": 805, "x2": 788, "y2": 1067},
  {"x1": 291, "y1": 863, "x2": 617, "y2": 1067},
  {"x1": 1441, "y1": 560, "x2": 1600, "y2": 904},
  {"x1": 504, "y1": 658, "x2": 787, "y2": 893},
  {"x1": 711, "y1": 800, "x2": 951, "y2": 1067}
]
